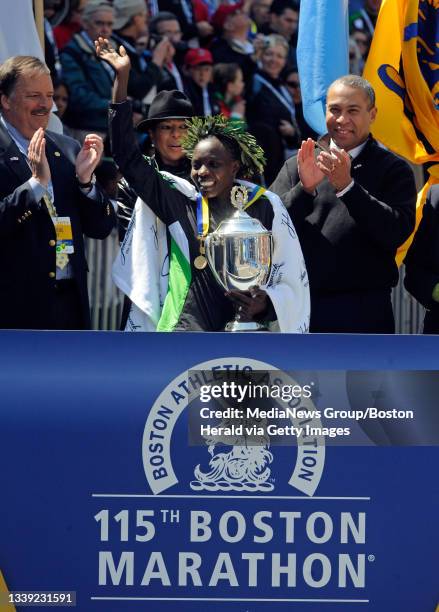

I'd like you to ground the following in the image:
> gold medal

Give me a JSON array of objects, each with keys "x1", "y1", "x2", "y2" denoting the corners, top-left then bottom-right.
[{"x1": 194, "y1": 255, "x2": 208, "y2": 270}]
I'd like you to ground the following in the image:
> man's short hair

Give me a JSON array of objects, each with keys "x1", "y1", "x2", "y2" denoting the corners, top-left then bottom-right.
[
  {"x1": 269, "y1": 0, "x2": 299, "y2": 16},
  {"x1": 0, "y1": 56, "x2": 50, "y2": 98},
  {"x1": 329, "y1": 75, "x2": 376, "y2": 108},
  {"x1": 149, "y1": 11, "x2": 179, "y2": 35}
]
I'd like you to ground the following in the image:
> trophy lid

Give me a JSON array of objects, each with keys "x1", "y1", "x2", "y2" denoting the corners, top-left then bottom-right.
[
  {"x1": 215, "y1": 212, "x2": 271, "y2": 236},
  {"x1": 213, "y1": 185, "x2": 271, "y2": 236}
]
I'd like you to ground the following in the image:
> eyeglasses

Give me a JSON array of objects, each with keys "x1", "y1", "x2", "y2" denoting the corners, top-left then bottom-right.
[{"x1": 94, "y1": 20, "x2": 114, "y2": 27}]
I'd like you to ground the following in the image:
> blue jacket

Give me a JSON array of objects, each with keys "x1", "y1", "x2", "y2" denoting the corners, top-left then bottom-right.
[{"x1": 61, "y1": 33, "x2": 114, "y2": 132}]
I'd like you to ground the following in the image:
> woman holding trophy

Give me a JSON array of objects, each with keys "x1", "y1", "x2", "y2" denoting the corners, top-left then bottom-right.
[{"x1": 97, "y1": 39, "x2": 310, "y2": 332}]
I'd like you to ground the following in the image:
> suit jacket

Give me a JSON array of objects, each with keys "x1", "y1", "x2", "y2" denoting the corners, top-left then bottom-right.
[
  {"x1": 270, "y1": 136, "x2": 417, "y2": 295},
  {"x1": 0, "y1": 122, "x2": 115, "y2": 329},
  {"x1": 269, "y1": 136, "x2": 417, "y2": 332},
  {"x1": 404, "y1": 185, "x2": 439, "y2": 333}
]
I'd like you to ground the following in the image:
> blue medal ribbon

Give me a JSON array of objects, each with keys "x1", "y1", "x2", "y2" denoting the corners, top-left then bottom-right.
[
  {"x1": 245, "y1": 185, "x2": 266, "y2": 208},
  {"x1": 196, "y1": 193, "x2": 209, "y2": 238}
]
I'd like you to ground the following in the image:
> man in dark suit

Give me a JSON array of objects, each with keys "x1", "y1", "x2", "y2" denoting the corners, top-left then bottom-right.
[
  {"x1": 0, "y1": 55, "x2": 115, "y2": 330},
  {"x1": 270, "y1": 75, "x2": 417, "y2": 333},
  {"x1": 404, "y1": 186, "x2": 439, "y2": 334}
]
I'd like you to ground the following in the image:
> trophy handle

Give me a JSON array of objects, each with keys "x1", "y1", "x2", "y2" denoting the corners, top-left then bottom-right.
[{"x1": 204, "y1": 234, "x2": 228, "y2": 292}]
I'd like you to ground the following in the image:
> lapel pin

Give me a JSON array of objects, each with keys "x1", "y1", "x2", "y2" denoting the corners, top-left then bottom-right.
[
  {"x1": 9, "y1": 156, "x2": 19, "y2": 161},
  {"x1": 353, "y1": 164, "x2": 362, "y2": 169},
  {"x1": 54, "y1": 151, "x2": 61, "y2": 157}
]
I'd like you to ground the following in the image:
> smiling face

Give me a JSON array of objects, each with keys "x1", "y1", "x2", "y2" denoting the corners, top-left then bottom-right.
[
  {"x1": 326, "y1": 83, "x2": 376, "y2": 151},
  {"x1": 150, "y1": 119, "x2": 188, "y2": 166},
  {"x1": 191, "y1": 136, "x2": 240, "y2": 202},
  {"x1": 261, "y1": 43, "x2": 287, "y2": 79},
  {"x1": 1, "y1": 70, "x2": 53, "y2": 138}
]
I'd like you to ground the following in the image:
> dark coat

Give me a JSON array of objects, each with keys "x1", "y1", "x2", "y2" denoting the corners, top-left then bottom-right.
[
  {"x1": 270, "y1": 136, "x2": 417, "y2": 332},
  {"x1": 0, "y1": 123, "x2": 115, "y2": 329},
  {"x1": 183, "y1": 78, "x2": 220, "y2": 117},
  {"x1": 404, "y1": 185, "x2": 439, "y2": 333},
  {"x1": 111, "y1": 33, "x2": 164, "y2": 104},
  {"x1": 158, "y1": 0, "x2": 198, "y2": 40},
  {"x1": 247, "y1": 70, "x2": 300, "y2": 186},
  {"x1": 210, "y1": 38, "x2": 257, "y2": 93},
  {"x1": 61, "y1": 33, "x2": 114, "y2": 132},
  {"x1": 110, "y1": 100, "x2": 275, "y2": 331}
]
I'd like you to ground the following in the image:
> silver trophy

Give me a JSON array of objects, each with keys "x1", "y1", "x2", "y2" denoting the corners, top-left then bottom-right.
[{"x1": 205, "y1": 185, "x2": 273, "y2": 332}]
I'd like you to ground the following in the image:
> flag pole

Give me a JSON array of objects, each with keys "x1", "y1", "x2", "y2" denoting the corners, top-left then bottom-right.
[{"x1": 33, "y1": 0, "x2": 45, "y2": 53}]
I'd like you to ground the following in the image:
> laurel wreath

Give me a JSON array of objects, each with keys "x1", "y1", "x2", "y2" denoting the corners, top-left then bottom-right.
[{"x1": 181, "y1": 115, "x2": 266, "y2": 177}]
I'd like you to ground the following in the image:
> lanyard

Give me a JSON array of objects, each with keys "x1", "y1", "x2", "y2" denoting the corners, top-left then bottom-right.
[
  {"x1": 254, "y1": 74, "x2": 296, "y2": 121},
  {"x1": 196, "y1": 193, "x2": 209, "y2": 238}
]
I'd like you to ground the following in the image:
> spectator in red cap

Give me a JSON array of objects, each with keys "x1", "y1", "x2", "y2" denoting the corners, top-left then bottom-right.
[
  {"x1": 210, "y1": 1, "x2": 259, "y2": 93},
  {"x1": 183, "y1": 48, "x2": 219, "y2": 116}
]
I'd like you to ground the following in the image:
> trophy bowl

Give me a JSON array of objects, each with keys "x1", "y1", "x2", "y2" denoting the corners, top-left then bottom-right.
[{"x1": 204, "y1": 187, "x2": 273, "y2": 332}]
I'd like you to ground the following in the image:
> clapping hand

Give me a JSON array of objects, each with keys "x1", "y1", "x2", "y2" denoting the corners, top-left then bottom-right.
[
  {"x1": 297, "y1": 138, "x2": 324, "y2": 194},
  {"x1": 316, "y1": 148, "x2": 352, "y2": 192},
  {"x1": 75, "y1": 134, "x2": 103, "y2": 184},
  {"x1": 28, "y1": 128, "x2": 51, "y2": 187}
]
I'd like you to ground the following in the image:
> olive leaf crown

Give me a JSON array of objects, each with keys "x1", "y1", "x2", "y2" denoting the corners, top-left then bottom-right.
[{"x1": 181, "y1": 115, "x2": 266, "y2": 177}]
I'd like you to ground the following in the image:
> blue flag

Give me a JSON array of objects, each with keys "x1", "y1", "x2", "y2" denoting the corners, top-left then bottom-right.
[{"x1": 297, "y1": 0, "x2": 349, "y2": 136}]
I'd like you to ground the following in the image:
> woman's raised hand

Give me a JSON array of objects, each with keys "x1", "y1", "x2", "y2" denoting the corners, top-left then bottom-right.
[{"x1": 95, "y1": 37, "x2": 131, "y2": 74}]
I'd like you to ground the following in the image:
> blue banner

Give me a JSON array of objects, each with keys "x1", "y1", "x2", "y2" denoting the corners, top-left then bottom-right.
[
  {"x1": 0, "y1": 332, "x2": 438, "y2": 611},
  {"x1": 297, "y1": 0, "x2": 349, "y2": 136}
]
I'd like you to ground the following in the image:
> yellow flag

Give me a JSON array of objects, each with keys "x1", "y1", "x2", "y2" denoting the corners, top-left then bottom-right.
[
  {"x1": 364, "y1": 0, "x2": 439, "y2": 264},
  {"x1": 0, "y1": 570, "x2": 15, "y2": 612}
]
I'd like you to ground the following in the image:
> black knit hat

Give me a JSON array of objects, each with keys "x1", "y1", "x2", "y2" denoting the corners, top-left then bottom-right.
[{"x1": 137, "y1": 90, "x2": 194, "y2": 132}]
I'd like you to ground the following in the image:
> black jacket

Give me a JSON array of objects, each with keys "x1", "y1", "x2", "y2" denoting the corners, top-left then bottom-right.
[
  {"x1": 0, "y1": 123, "x2": 115, "y2": 329},
  {"x1": 183, "y1": 79, "x2": 220, "y2": 117},
  {"x1": 117, "y1": 151, "x2": 192, "y2": 241},
  {"x1": 247, "y1": 70, "x2": 300, "y2": 185},
  {"x1": 111, "y1": 33, "x2": 164, "y2": 103},
  {"x1": 270, "y1": 136, "x2": 417, "y2": 294},
  {"x1": 210, "y1": 38, "x2": 257, "y2": 93},
  {"x1": 110, "y1": 100, "x2": 275, "y2": 331}
]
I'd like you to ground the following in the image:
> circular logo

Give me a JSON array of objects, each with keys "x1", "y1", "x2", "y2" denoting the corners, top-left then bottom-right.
[{"x1": 142, "y1": 357, "x2": 326, "y2": 496}]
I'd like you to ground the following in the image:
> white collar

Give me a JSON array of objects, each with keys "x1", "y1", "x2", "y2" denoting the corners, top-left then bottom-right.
[{"x1": 330, "y1": 138, "x2": 368, "y2": 160}]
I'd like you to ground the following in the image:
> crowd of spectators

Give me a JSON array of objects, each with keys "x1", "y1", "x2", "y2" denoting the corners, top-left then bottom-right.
[
  {"x1": 43, "y1": 0, "x2": 379, "y2": 189},
  {"x1": 8, "y1": 0, "x2": 421, "y2": 334}
]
